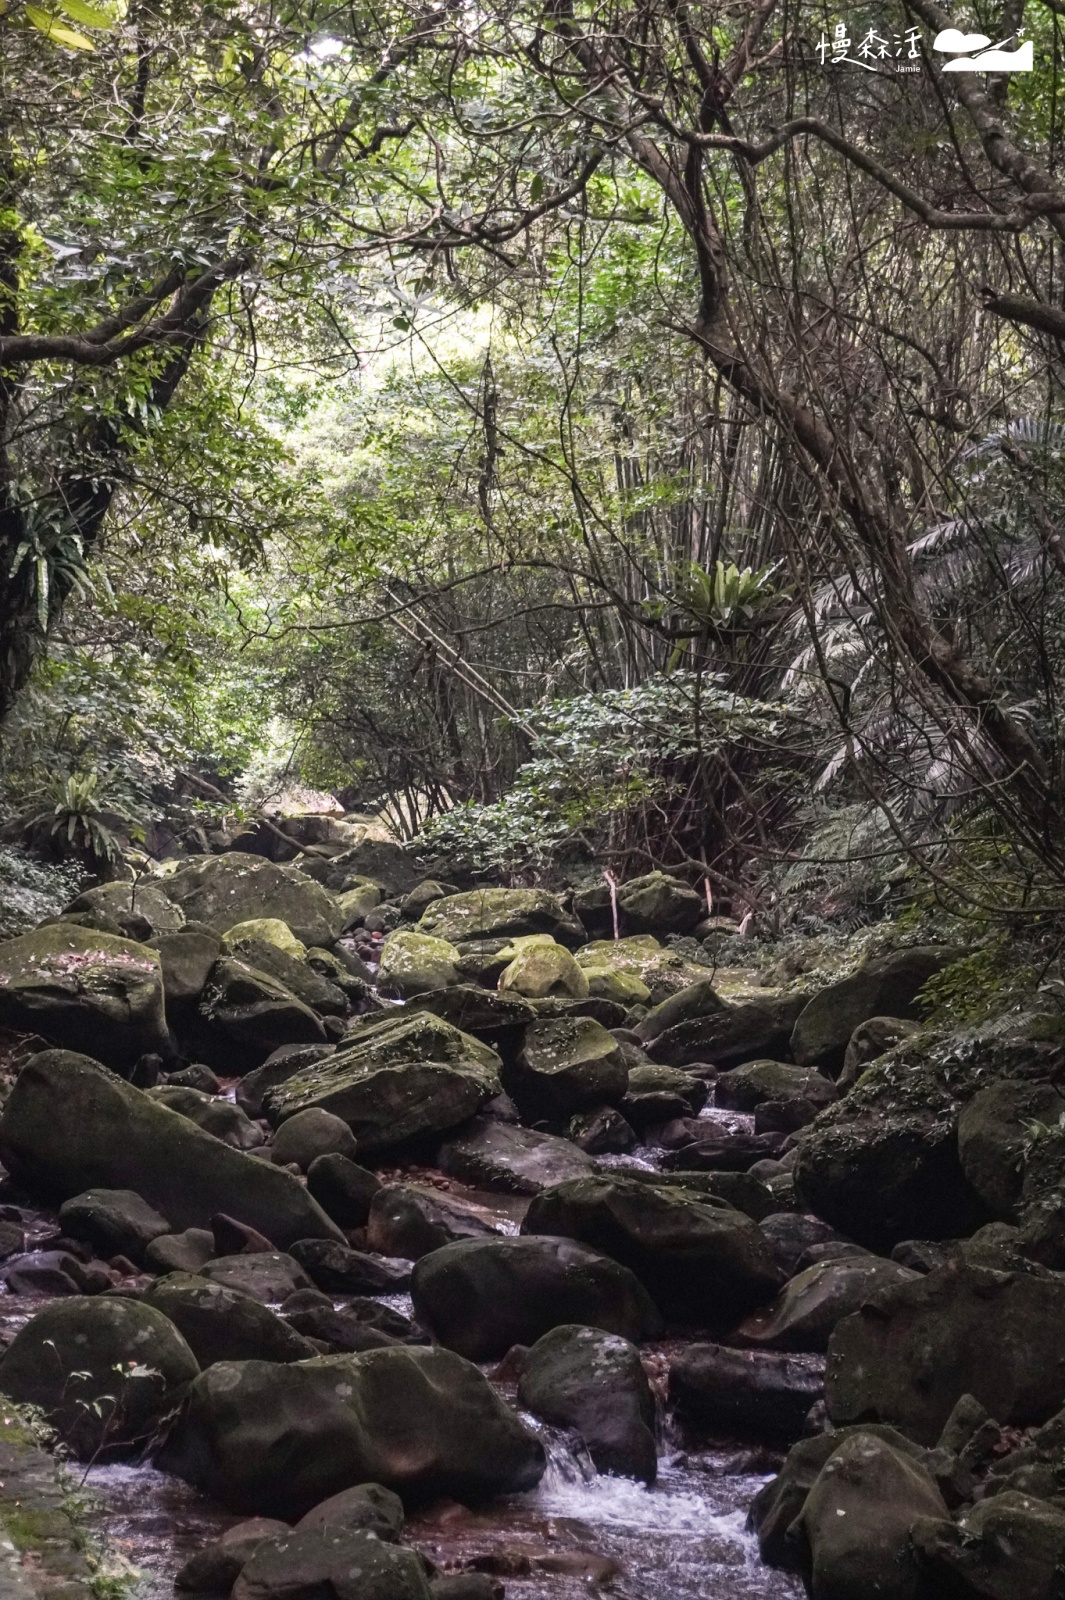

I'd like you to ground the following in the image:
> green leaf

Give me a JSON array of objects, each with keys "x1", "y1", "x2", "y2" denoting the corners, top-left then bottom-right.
[
  {"x1": 54, "y1": 0, "x2": 112, "y2": 26},
  {"x1": 530, "y1": 174, "x2": 544, "y2": 203},
  {"x1": 24, "y1": 5, "x2": 96, "y2": 47}
]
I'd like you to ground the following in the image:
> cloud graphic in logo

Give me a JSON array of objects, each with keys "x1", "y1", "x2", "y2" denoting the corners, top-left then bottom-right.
[
  {"x1": 933, "y1": 27, "x2": 992, "y2": 51},
  {"x1": 941, "y1": 39, "x2": 1033, "y2": 70}
]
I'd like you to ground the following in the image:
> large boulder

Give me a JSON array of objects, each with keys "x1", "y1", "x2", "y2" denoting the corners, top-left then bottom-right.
[
  {"x1": 0, "y1": 1050, "x2": 343, "y2": 1247},
  {"x1": 912, "y1": 1489, "x2": 1065, "y2": 1600},
  {"x1": 155, "y1": 1345, "x2": 546, "y2": 1516},
  {"x1": 223, "y1": 937, "x2": 348, "y2": 1017},
  {"x1": 791, "y1": 1023, "x2": 1061, "y2": 1250},
  {"x1": 503, "y1": 1017, "x2": 627, "y2": 1122},
  {"x1": 498, "y1": 941, "x2": 589, "y2": 1000},
  {"x1": 232, "y1": 1528, "x2": 431, "y2": 1600},
  {"x1": 437, "y1": 1117, "x2": 593, "y2": 1194},
  {"x1": 826, "y1": 1261, "x2": 1065, "y2": 1445},
  {"x1": 152, "y1": 928, "x2": 223, "y2": 1020},
  {"x1": 669, "y1": 1342, "x2": 825, "y2": 1440},
  {"x1": 715, "y1": 1060, "x2": 836, "y2": 1115},
  {"x1": 0, "y1": 925, "x2": 169, "y2": 1069},
  {"x1": 377, "y1": 932, "x2": 461, "y2": 999},
  {"x1": 405, "y1": 987, "x2": 535, "y2": 1052},
  {"x1": 646, "y1": 995, "x2": 809, "y2": 1071},
  {"x1": 144, "y1": 1273, "x2": 318, "y2": 1365},
  {"x1": 262, "y1": 1013, "x2": 501, "y2": 1156},
  {"x1": 411, "y1": 1235, "x2": 662, "y2": 1360},
  {"x1": 0, "y1": 1296, "x2": 199, "y2": 1458},
  {"x1": 790, "y1": 947, "x2": 957, "y2": 1073},
  {"x1": 200, "y1": 1252, "x2": 314, "y2": 1303},
  {"x1": 237, "y1": 1043, "x2": 336, "y2": 1119},
  {"x1": 268, "y1": 1109, "x2": 357, "y2": 1171},
  {"x1": 417, "y1": 889, "x2": 584, "y2": 948},
  {"x1": 517, "y1": 1324, "x2": 657, "y2": 1483},
  {"x1": 58, "y1": 1187, "x2": 171, "y2": 1265},
  {"x1": 66, "y1": 880, "x2": 185, "y2": 937},
  {"x1": 574, "y1": 936, "x2": 707, "y2": 1003},
  {"x1": 957, "y1": 1078, "x2": 1065, "y2": 1219},
  {"x1": 614, "y1": 872, "x2": 704, "y2": 936},
  {"x1": 523, "y1": 1174, "x2": 782, "y2": 1323},
  {"x1": 732, "y1": 1256, "x2": 920, "y2": 1352},
  {"x1": 148, "y1": 1084, "x2": 265, "y2": 1149},
  {"x1": 306, "y1": 1154, "x2": 383, "y2": 1229},
  {"x1": 199, "y1": 958, "x2": 327, "y2": 1055},
  {"x1": 793, "y1": 1431, "x2": 946, "y2": 1600},
  {"x1": 167, "y1": 854, "x2": 343, "y2": 949},
  {"x1": 366, "y1": 1184, "x2": 501, "y2": 1260}
]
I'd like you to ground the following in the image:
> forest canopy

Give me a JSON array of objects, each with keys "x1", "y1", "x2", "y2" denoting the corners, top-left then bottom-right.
[{"x1": 4, "y1": 0, "x2": 1065, "y2": 940}]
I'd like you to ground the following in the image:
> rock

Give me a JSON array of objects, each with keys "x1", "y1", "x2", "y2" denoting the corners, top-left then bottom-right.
[
  {"x1": 429, "y1": 1579, "x2": 501, "y2": 1600},
  {"x1": 67, "y1": 881, "x2": 186, "y2": 937},
  {"x1": 503, "y1": 1017, "x2": 627, "y2": 1122},
  {"x1": 498, "y1": 942, "x2": 589, "y2": 1000},
  {"x1": 715, "y1": 1060, "x2": 836, "y2": 1114},
  {"x1": 747, "y1": 1424, "x2": 927, "y2": 1570},
  {"x1": 176, "y1": 1519, "x2": 290, "y2": 1593},
  {"x1": 283, "y1": 1307, "x2": 397, "y2": 1353},
  {"x1": 213, "y1": 1214, "x2": 277, "y2": 1255},
  {"x1": 582, "y1": 966, "x2": 651, "y2": 1006},
  {"x1": 338, "y1": 887, "x2": 386, "y2": 932},
  {"x1": 223, "y1": 918, "x2": 307, "y2": 958},
  {"x1": 733, "y1": 1256, "x2": 920, "y2": 1352},
  {"x1": 288, "y1": 1238, "x2": 411, "y2": 1294},
  {"x1": 574, "y1": 936, "x2": 705, "y2": 1003},
  {"x1": 647, "y1": 995, "x2": 809, "y2": 1071},
  {"x1": 793, "y1": 1431, "x2": 947, "y2": 1600},
  {"x1": 437, "y1": 1117, "x2": 594, "y2": 1195},
  {"x1": 306, "y1": 1154, "x2": 383, "y2": 1229},
  {"x1": 295, "y1": 1481, "x2": 405, "y2": 1536},
  {"x1": 633, "y1": 980, "x2": 725, "y2": 1045},
  {"x1": 146, "y1": 1228, "x2": 215, "y2": 1275},
  {"x1": 840, "y1": 1016, "x2": 920, "y2": 1089},
  {"x1": 167, "y1": 1063, "x2": 222, "y2": 1093},
  {"x1": 199, "y1": 1252, "x2": 314, "y2": 1303},
  {"x1": 418, "y1": 889, "x2": 584, "y2": 948},
  {"x1": 957, "y1": 1078, "x2": 1065, "y2": 1219},
  {"x1": 0, "y1": 1295, "x2": 199, "y2": 1459},
  {"x1": 789, "y1": 1023, "x2": 1060, "y2": 1250},
  {"x1": 3, "y1": 1249, "x2": 92, "y2": 1295},
  {"x1": 166, "y1": 854, "x2": 344, "y2": 949},
  {"x1": 311, "y1": 840, "x2": 427, "y2": 899},
  {"x1": 237, "y1": 1043, "x2": 337, "y2": 1118},
  {"x1": 405, "y1": 986, "x2": 535, "y2": 1052},
  {"x1": 411, "y1": 1235, "x2": 662, "y2": 1360},
  {"x1": 669, "y1": 1342, "x2": 825, "y2": 1441},
  {"x1": 400, "y1": 879, "x2": 459, "y2": 921},
  {"x1": 378, "y1": 931, "x2": 461, "y2": 999},
  {"x1": 232, "y1": 1526, "x2": 431, "y2": 1600},
  {"x1": 616, "y1": 1166, "x2": 778, "y2": 1222},
  {"x1": 790, "y1": 947, "x2": 957, "y2": 1074},
  {"x1": 263, "y1": 1013, "x2": 501, "y2": 1157},
  {"x1": 758, "y1": 1213, "x2": 849, "y2": 1277},
  {"x1": 156, "y1": 1345, "x2": 545, "y2": 1516},
  {"x1": 144, "y1": 1272, "x2": 318, "y2": 1364},
  {"x1": 152, "y1": 928, "x2": 223, "y2": 1019},
  {"x1": 225, "y1": 937, "x2": 348, "y2": 1017},
  {"x1": 660, "y1": 1127, "x2": 787, "y2": 1171},
  {"x1": 826, "y1": 1260, "x2": 1065, "y2": 1444},
  {"x1": 912, "y1": 1489, "x2": 1065, "y2": 1600},
  {"x1": 518, "y1": 1324, "x2": 657, "y2": 1483},
  {"x1": 623, "y1": 1062, "x2": 708, "y2": 1113},
  {"x1": 0, "y1": 1050, "x2": 342, "y2": 1246},
  {"x1": 200, "y1": 958, "x2": 327, "y2": 1055},
  {"x1": 615, "y1": 873, "x2": 703, "y2": 936},
  {"x1": 269, "y1": 1109, "x2": 357, "y2": 1171},
  {"x1": 523, "y1": 1174, "x2": 781, "y2": 1323},
  {"x1": 566, "y1": 1105, "x2": 637, "y2": 1153},
  {"x1": 148, "y1": 1084, "x2": 265, "y2": 1149},
  {"x1": 57, "y1": 1188, "x2": 171, "y2": 1265},
  {"x1": 366, "y1": 1185, "x2": 500, "y2": 1260},
  {"x1": 0, "y1": 925, "x2": 169, "y2": 1070}
]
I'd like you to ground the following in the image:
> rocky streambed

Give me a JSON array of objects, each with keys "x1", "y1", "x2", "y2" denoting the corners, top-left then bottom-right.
[{"x1": 0, "y1": 852, "x2": 1062, "y2": 1598}]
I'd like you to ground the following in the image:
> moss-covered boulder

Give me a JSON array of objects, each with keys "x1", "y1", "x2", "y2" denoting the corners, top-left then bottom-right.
[
  {"x1": 377, "y1": 931, "x2": 460, "y2": 998},
  {"x1": 581, "y1": 965, "x2": 651, "y2": 1006},
  {"x1": 791, "y1": 947, "x2": 959, "y2": 1074},
  {"x1": 337, "y1": 882, "x2": 383, "y2": 929},
  {"x1": 262, "y1": 1012, "x2": 501, "y2": 1155},
  {"x1": 405, "y1": 985, "x2": 535, "y2": 1052},
  {"x1": 732, "y1": 1256, "x2": 919, "y2": 1353},
  {"x1": 574, "y1": 936, "x2": 706, "y2": 1002},
  {"x1": 503, "y1": 1016, "x2": 626, "y2": 1121},
  {"x1": 518, "y1": 1324, "x2": 657, "y2": 1483},
  {"x1": 144, "y1": 1273, "x2": 317, "y2": 1366},
  {"x1": 233, "y1": 1528, "x2": 430, "y2": 1600},
  {"x1": 0, "y1": 924, "x2": 169, "y2": 1069},
  {"x1": 912, "y1": 1490, "x2": 1065, "y2": 1600},
  {"x1": 57, "y1": 1187, "x2": 171, "y2": 1265},
  {"x1": 155, "y1": 1346, "x2": 546, "y2": 1517},
  {"x1": 716, "y1": 1060, "x2": 837, "y2": 1114},
  {"x1": 437, "y1": 1116, "x2": 593, "y2": 1194},
  {"x1": 616, "y1": 872, "x2": 704, "y2": 935},
  {"x1": 498, "y1": 941, "x2": 589, "y2": 1000},
  {"x1": 523, "y1": 1173, "x2": 782, "y2": 1322},
  {"x1": 0, "y1": 1296, "x2": 199, "y2": 1459},
  {"x1": 167, "y1": 854, "x2": 343, "y2": 949},
  {"x1": 792, "y1": 1023, "x2": 1060, "y2": 1251},
  {"x1": 366, "y1": 1183, "x2": 501, "y2": 1260},
  {"x1": 152, "y1": 927, "x2": 223, "y2": 1020},
  {"x1": 148, "y1": 1084, "x2": 265, "y2": 1149},
  {"x1": 199, "y1": 957, "x2": 328, "y2": 1055},
  {"x1": 957, "y1": 1077, "x2": 1065, "y2": 1220},
  {"x1": 642, "y1": 991, "x2": 809, "y2": 1071},
  {"x1": 417, "y1": 888, "x2": 584, "y2": 948},
  {"x1": 222, "y1": 919, "x2": 307, "y2": 958},
  {"x1": 411, "y1": 1235, "x2": 662, "y2": 1360},
  {"x1": 66, "y1": 880, "x2": 186, "y2": 936},
  {"x1": 0, "y1": 1050, "x2": 343, "y2": 1246}
]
